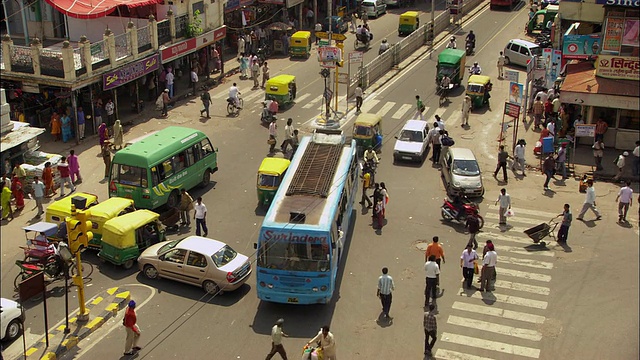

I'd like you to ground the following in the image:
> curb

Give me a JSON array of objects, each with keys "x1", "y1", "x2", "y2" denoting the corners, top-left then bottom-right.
[{"x1": 23, "y1": 287, "x2": 130, "y2": 360}]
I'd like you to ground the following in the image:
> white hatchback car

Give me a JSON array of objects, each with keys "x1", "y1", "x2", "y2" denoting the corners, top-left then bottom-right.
[
  {"x1": 361, "y1": 0, "x2": 387, "y2": 18},
  {"x1": 393, "y1": 119, "x2": 429, "y2": 163},
  {"x1": 138, "y1": 236, "x2": 252, "y2": 295},
  {"x1": 1, "y1": 298, "x2": 25, "y2": 342}
]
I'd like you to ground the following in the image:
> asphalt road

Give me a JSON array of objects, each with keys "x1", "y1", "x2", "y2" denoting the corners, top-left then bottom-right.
[{"x1": 2, "y1": 3, "x2": 638, "y2": 360}]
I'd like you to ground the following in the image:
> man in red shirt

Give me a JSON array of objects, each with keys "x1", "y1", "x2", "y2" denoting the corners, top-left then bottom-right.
[
  {"x1": 595, "y1": 117, "x2": 608, "y2": 142},
  {"x1": 123, "y1": 300, "x2": 141, "y2": 355},
  {"x1": 57, "y1": 157, "x2": 76, "y2": 197}
]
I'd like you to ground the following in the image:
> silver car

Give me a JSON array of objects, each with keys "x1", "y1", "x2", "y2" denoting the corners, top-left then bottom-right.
[
  {"x1": 1, "y1": 298, "x2": 25, "y2": 342},
  {"x1": 441, "y1": 147, "x2": 485, "y2": 197},
  {"x1": 138, "y1": 236, "x2": 252, "y2": 294}
]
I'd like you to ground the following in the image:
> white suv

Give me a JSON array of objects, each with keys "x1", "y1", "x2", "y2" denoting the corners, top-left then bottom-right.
[
  {"x1": 393, "y1": 119, "x2": 429, "y2": 163},
  {"x1": 1, "y1": 298, "x2": 25, "y2": 342}
]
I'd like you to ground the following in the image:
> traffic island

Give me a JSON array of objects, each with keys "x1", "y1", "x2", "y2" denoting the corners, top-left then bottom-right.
[{"x1": 23, "y1": 287, "x2": 130, "y2": 360}]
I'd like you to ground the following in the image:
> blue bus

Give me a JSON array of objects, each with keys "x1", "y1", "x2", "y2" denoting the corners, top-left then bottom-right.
[{"x1": 256, "y1": 130, "x2": 359, "y2": 304}]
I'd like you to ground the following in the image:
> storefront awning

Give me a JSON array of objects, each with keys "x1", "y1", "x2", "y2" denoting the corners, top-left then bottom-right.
[{"x1": 43, "y1": 0, "x2": 162, "y2": 19}]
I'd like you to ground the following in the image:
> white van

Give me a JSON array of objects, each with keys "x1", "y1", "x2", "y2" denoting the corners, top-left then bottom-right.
[
  {"x1": 361, "y1": 0, "x2": 387, "y2": 18},
  {"x1": 503, "y1": 39, "x2": 542, "y2": 67}
]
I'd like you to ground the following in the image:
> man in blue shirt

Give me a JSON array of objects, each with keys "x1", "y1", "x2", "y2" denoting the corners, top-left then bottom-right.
[{"x1": 77, "y1": 106, "x2": 86, "y2": 140}]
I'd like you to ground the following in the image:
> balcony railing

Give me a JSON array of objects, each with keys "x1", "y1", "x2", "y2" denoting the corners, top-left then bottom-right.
[
  {"x1": 138, "y1": 25, "x2": 152, "y2": 53},
  {"x1": 175, "y1": 14, "x2": 188, "y2": 39},
  {"x1": 157, "y1": 19, "x2": 171, "y2": 45},
  {"x1": 40, "y1": 48, "x2": 64, "y2": 78},
  {"x1": 10, "y1": 45, "x2": 33, "y2": 74},
  {"x1": 115, "y1": 32, "x2": 132, "y2": 60},
  {"x1": 74, "y1": 47, "x2": 86, "y2": 77},
  {"x1": 90, "y1": 39, "x2": 110, "y2": 70}
]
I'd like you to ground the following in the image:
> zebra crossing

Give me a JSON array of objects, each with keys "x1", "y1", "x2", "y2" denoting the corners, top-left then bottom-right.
[{"x1": 435, "y1": 205, "x2": 561, "y2": 360}]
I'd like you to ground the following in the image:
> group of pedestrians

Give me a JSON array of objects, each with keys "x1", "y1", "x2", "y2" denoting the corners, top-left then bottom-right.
[{"x1": 267, "y1": 118, "x2": 299, "y2": 159}]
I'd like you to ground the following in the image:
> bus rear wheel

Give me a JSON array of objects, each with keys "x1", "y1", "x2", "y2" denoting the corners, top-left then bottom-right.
[
  {"x1": 201, "y1": 169, "x2": 211, "y2": 187},
  {"x1": 167, "y1": 190, "x2": 180, "y2": 209}
]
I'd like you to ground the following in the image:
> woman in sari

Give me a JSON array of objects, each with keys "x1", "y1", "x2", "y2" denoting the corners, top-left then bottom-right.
[
  {"x1": 42, "y1": 161, "x2": 56, "y2": 197},
  {"x1": 61, "y1": 112, "x2": 73, "y2": 143},
  {"x1": 11, "y1": 175, "x2": 24, "y2": 211},
  {"x1": 50, "y1": 111, "x2": 61, "y2": 141},
  {"x1": 113, "y1": 120, "x2": 124, "y2": 150},
  {"x1": 98, "y1": 122, "x2": 108, "y2": 147},
  {"x1": 1, "y1": 181, "x2": 13, "y2": 220}
]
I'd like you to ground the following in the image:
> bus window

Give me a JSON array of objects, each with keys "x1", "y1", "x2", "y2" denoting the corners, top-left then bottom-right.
[
  {"x1": 160, "y1": 159, "x2": 174, "y2": 180},
  {"x1": 150, "y1": 166, "x2": 160, "y2": 187},
  {"x1": 200, "y1": 139, "x2": 214, "y2": 158},
  {"x1": 174, "y1": 153, "x2": 186, "y2": 172},
  {"x1": 193, "y1": 143, "x2": 202, "y2": 162},
  {"x1": 185, "y1": 148, "x2": 196, "y2": 166},
  {"x1": 117, "y1": 165, "x2": 147, "y2": 187}
]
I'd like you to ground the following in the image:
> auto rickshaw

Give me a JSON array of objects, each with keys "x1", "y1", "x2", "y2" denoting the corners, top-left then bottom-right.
[
  {"x1": 85, "y1": 197, "x2": 136, "y2": 249},
  {"x1": 352, "y1": 113, "x2": 383, "y2": 155},
  {"x1": 289, "y1": 31, "x2": 312, "y2": 58},
  {"x1": 46, "y1": 192, "x2": 99, "y2": 237},
  {"x1": 265, "y1": 74, "x2": 297, "y2": 108},
  {"x1": 466, "y1": 75, "x2": 493, "y2": 109},
  {"x1": 436, "y1": 49, "x2": 466, "y2": 87},
  {"x1": 398, "y1": 11, "x2": 420, "y2": 36},
  {"x1": 257, "y1": 158, "x2": 291, "y2": 207},
  {"x1": 98, "y1": 210, "x2": 165, "y2": 269}
]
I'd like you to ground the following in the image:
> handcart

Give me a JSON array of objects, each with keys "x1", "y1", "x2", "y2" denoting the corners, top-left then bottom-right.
[
  {"x1": 523, "y1": 219, "x2": 559, "y2": 246},
  {"x1": 159, "y1": 207, "x2": 181, "y2": 232},
  {"x1": 301, "y1": 344, "x2": 323, "y2": 360}
]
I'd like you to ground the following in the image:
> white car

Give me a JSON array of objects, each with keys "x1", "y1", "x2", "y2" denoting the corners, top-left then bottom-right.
[
  {"x1": 361, "y1": 0, "x2": 387, "y2": 18},
  {"x1": 1, "y1": 298, "x2": 25, "y2": 342},
  {"x1": 393, "y1": 119, "x2": 429, "y2": 163}
]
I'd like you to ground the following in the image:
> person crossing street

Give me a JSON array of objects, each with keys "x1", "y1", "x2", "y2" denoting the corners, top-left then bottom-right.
[{"x1": 377, "y1": 267, "x2": 395, "y2": 319}]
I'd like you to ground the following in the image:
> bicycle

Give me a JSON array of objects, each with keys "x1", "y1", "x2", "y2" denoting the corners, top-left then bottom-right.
[
  {"x1": 227, "y1": 96, "x2": 244, "y2": 116},
  {"x1": 14, "y1": 258, "x2": 94, "y2": 291}
]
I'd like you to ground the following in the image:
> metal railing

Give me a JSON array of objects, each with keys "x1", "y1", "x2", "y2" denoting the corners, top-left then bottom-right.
[
  {"x1": 115, "y1": 32, "x2": 132, "y2": 60},
  {"x1": 175, "y1": 14, "x2": 188, "y2": 39},
  {"x1": 39, "y1": 48, "x2": 64, "y2": 78},
  {"x1": 138, "y1": 25, "x2": 152, "y2": 53},
  {"x1": 157, "y1": 19, "x2": 171, "y2": 45},
  {"x1": 10, "y1": 45, "x2": 33, "y2": 74},
  {"x1": 90, "y1": 39, "x2": 110, "y2": 70},
  {"x1": 73, "y1": 47, "x2": 86, "y2": 76},
  {"x1": 0, "y1": 45, "x2": 4, "y2": 70}
]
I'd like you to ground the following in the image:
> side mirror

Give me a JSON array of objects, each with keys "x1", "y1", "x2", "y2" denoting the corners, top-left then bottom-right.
[{"x1": 253, "y1": 243, "x2": 257, "y2": 249}]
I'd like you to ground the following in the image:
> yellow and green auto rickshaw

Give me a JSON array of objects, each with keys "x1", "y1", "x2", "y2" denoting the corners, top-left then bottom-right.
[
  {"x1": 86, "y1": 197, "x2": 136, "y2": 249},
  {"x1": 436, "y1": 49, "x2": 466, "y2": 87},
  {"x1": 265, "y1": 74, "x2": 297, "y2": 108},
  {"x1": 257, "y1": 157, "x2": 291, "y2": 207},
  {"x1": 466, "y1": 75, "x2": 493, "y2": 110},
  {"x1": 46, "y1": 192, "x2": 99, "y2": 224},
  {"x1": 352, "y1": 113, "x2": 383, "y2": 155},
  {"x1": 398, "y1": 11, "x2": 420, "y2": 36},
  {"x1": 290, "y1": 31, "x2": 312, "y2": 58},
  {"x1": 98, "y1": 210, "x2": 165, "y2": 269}
]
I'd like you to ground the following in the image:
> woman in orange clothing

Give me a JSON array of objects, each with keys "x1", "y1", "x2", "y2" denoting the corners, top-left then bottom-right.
[
  {"x1": 50, "y1": 111, "x2": 61, "y2": 141},
  {"x1": 11, "y1": 175, "x2": 24, "y2": 211},
  {"x1": 42, "y1": 161, "x2": 56, "y2": 197}
]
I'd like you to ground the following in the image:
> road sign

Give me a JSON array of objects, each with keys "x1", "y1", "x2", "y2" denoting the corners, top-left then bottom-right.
[
  {"x1": 318, "y1": 40, "x2": 329, "y2": 46},
  {"x1": 337, "y1": 72, "x2": 349, "y2": 84},
  {"x1": 503, "y1": 102, "x2": 521, "y2": 118},
  {"x1": 315, "y1": 32, "x2": 347, "y2": 41},
  {"x1": 575, "y1": 124, "x2": 596, "y2": 137},
  {"x1": 324, "y1": 89, "x2": 333, "y2": 100},
  {"x1": 318, "y1": 46, "x2": 342, "y2": 62},
  {"x1": 349, "y1": 51, "x2": 363, "y2": 63},
  {"x1": 504, "y1": 70, "x2": 519, "y2": 82}
]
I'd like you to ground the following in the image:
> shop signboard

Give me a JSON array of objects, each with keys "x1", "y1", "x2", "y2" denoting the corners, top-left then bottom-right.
[
  {"x1": 259, "y1": 0, "x2": 284, "y2": 3},
  {"x1": 21, "y1": 82, "x2": 40, "y2": 93},
  {"x1": 318, "y1": 46, "x2": 342, "y2": 62},
  {"x1": 349, "y1": 51, "x2": 363, "y2": 64},
  {"x1": 595, "y1": 0, "x2": 640, "y2": 7},
  {"x1": 196, "y1": 26, "x2": 227, "y2": 50},
  {"x1": 161, "y1": 38, "x2": 197, "y2": 64},
  {"x1": 504, "y1": 70, "x2": 519, "y2": 82},
  {"x1": 103, "y1": 54, "x2": 160, "y2": 91},
  {"x1": 562, "y1": 34, "x2": 602, "y2": 59},
  {"x1": 602, "y1": 17, "x2": 624, "y2": 53},
  {"x1": 622, "y1": 19, "x2": 639, "y2": 47},
  {"x1": 504, "y1": 102, "x2": 520, "y2": 118},
  {"x1": 225, "y1": 0, "x2": 255, "y2": 13},
  {"x1": 595, "y1": 55, "x2": 640, "y2": 80},
  {"x1": 575, "y1": 124, "x2": 596, "y2": 138}
]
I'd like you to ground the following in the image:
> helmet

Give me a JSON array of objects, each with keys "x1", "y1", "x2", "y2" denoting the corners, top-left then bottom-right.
[
  {"x1": 474, "y1": 62, "x2": 478, "y2": 66},
  {"x1": 382, "y1": 38, "x2": 387, "y2": 43},
  {"x1": 450, "y1": 36, "x2": 455, "y2": 41}
]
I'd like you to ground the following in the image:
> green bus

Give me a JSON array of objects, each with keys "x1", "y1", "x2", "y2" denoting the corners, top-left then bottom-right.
[{"x1": 108, "y1": 127, "x2": 218, "y2": 209}]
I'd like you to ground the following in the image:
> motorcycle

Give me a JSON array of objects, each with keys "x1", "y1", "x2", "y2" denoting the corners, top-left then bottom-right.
[
  {"x1": 441, "y1": 196, "x2": 485, "y2": 228},
  {"x1": 465, "y1": 39, "x2": 475, "y2": 56},
  {"x1": 257, "y1": 43, "x2": 271, "y2": 65}
]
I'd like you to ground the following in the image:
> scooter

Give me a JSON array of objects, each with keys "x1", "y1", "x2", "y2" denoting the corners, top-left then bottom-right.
[
  {"x1": 441, "y1": 196, "x2": 484, "y2": 228},
  {"x1": 257, "y1": 43, "x2": 271, "y2": 65},
  {"x1": 465, "y1": 39, "x2": 475, "y2": 56}
]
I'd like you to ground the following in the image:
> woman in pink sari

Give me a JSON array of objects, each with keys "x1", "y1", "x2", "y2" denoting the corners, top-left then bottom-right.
[
  {"x1": 98, "y1": 122, "x2": 108, "y2": 146},
  {"x1": 11, "y1": 176, "x2": 24, "y2": 211}
]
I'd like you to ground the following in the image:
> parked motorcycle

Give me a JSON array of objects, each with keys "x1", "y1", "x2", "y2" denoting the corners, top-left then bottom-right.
[{"x1": 441, "y1": 195, "x2": 484, "y2": 228}]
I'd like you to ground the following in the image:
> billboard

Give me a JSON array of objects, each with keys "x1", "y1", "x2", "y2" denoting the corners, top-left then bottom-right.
[
  {"x1": 562, "y1": 34, "x2": 602, "y2": 59},
  {"x1": 596, "y1": 55, "x2": 640, "y2": 80}
]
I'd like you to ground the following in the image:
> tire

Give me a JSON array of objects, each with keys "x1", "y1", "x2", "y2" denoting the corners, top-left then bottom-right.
[
  {"x1": 201, "y1": 169, "x2": 211, "y2": 187},
  {"x1": 167, "y1": 190, "x2": 180, "y2": 209},
  {"x1": 14, "y1": 273, "x2": 26, "y2": 291},
  {"x1": 227, "y1": 102, "x2": 234, "y2": 115},
  {"x1": 70, "y1": 261, "x2": 94, "y2": 279},
  {"x1": 238, "y1": 98, "x2": 244, "y2": 110},
  {"x1": 4, "y1": 319, "x2": 22, "y2": 341},
  {"x1": 123, "y1": 259, "x2": 135, "y2": 270},
  {"x1": 504, "y1": 57, "x2": 510, "y2": 65},
  {"x1": 477, "y1": 215, "x2": 485, "y2": 229},
  {"x1": 143, "y1": 264, "x2": 158, "y2": 279},
  {"x1": 203, "y1": 280, "x2": 220, "y2": 295}
]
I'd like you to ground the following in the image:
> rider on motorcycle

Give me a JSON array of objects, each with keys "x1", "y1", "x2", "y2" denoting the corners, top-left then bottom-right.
[
  {"x1": 465, "y1": 30, "x2": 476, "y2": 51},
  {"x1": 440, "y1": 74, "x2": 451, "y2": 98},
  {"x1": 452, "y1": 194, "x2": 465, "y2": 220},
  {"x1": 470, "y1": 62, "x2": 482, "y2": 75},
  {"x1": 364, "y1": 146, "x2": 379, "y2": 165},
  {"x1": 379, "y1": 39, "x2": 390, "y2": 55},
  {"x1": 229, "y1": 83, "x2": 241, "y2": 108},
  {"x1": 446, "y1": 36, "x2": 457, "y2": 49}
]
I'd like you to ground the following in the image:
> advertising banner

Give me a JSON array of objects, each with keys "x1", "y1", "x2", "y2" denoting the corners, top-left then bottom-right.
[
  {"x1": 504, "y1": 102, "x2": 521, "y2": 118},
  {"x1": 602, "y1": 17, "x2": 624, "y2": 53},
  {"x1": 596, "y1": 55, "x2": 640, "y2": 80},
  {"x1": 103, "y1": 54, "x2": 159, "y2": 91},
  {"x1": 622, "y1": 19, "x2": 639, "y2": 47},
  {"x1": 509, "y1": 82, "x2": 524, "y2": 105},
  {"x1": 562, "y1": 34, "x2": 601, "y2": 59},
  {"x1": 161, "y1": 38, "x2": 197, "y2": 64}
]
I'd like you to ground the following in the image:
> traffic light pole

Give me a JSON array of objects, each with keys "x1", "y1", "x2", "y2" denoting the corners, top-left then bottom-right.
[
  {"x1": 74, "y1": 251, "x2": 89, "y2": 320},
  {"x1": 66, "y1": 205, "x2": 92, "y2": 321}
]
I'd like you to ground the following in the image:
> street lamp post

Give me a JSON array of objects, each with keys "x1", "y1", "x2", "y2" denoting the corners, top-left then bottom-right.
[{"x1": 321, "y1": 68, "x2": 331, "y2": 119}]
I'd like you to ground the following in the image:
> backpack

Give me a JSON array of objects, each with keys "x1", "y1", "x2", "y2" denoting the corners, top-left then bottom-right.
[{"x1": 441, "y1": 135, "x2": 455, "y2": 147}]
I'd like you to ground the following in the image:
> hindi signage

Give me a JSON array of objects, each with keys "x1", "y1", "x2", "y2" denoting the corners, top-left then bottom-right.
[
  {"x1": 196, "y1": 26, "x2": 227, "y2": 50},
  {"x1": 503, "y1": 102, "x2": 521, "y2": 118},
  {"x1": 602, "y1": 17, "x2": 624, "y2": 53},
  {"x1": 349, "y1": 51, "x2": 363, "y2": 63},
  {"x1": 161, "y1": 38, "x2": 197, "y2": 63},
  {"x1": 575, "y1": 124, "x2": 596, "y2": 137},
  {"x1": 103, "y1": 54, "x2": 160, "y2": 91},
  {"x1": 596, "y1": 55, "x2": 640, "y2": 80}
]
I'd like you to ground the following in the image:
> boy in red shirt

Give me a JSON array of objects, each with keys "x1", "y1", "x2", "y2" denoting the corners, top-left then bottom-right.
[{"x1": 123, "y1": 300, "x2": 141, "y2": 355}]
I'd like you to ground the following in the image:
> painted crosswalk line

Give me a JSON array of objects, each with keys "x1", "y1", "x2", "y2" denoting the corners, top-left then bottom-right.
[
  {"x1": 451, "y1": 301, "x2": 546, "y2": 324},
  {"x1": 377, "y1": 101, "x2": 396, "y2": 117},
  {"x1": 483, "y1": 225, "x2": 539, "y2": 235},
  {"x1": 435, "y1": 349, "x2": 495, "y2": 360},
  {"x1": 486, "y1": 205, "x2": 559, "y2": 219},
  {"x1": 294, "y1": 93, "x2": 311, "y2": 104},
  {"x1": 492, "y1": 267, "x2": 552, "y2": 282},
  {"x1": 301, "y1": 96, "x2": 322, "y2": 109},
  {"x1": 447, "y1": 315, "x2": 543, "y2": 341},
  {"x1": 483, "y1": 212, "x2": 551, "y2": 227},
  {"x1": 493, "y1": 245, "x2": 554, "y2": 257},
  {"x1": 243, "y1": 90, "x2": 265, "y2": 103},
  {"x1": 476, "y1": 232, "x2": 547, "y2": 247},
  {"x1": 359, "y1": 99, "x2": 380, "y2": 113},
  {"x1": 440, "y1": 332, "x2": 541, "y2": 358},
  {"x1": 499, "y1": 256, "x2": 554, "y2": 270},
  {"x1": 464, "y1": 289, "x2": 548, "y2": 309},
  {"x1": 391, "y1": 103, "x2": 414, "y2": 119},
  {"x1": 492, "y1": 279, "x2": 551, "y2": 296}
]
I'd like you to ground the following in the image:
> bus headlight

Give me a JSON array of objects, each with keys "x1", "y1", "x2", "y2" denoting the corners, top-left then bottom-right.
[
  {"x1": 259, "y1": 281, "x2": 266, "y2": 287},
  {"x1": 312, "y1": 287, "x2": 319, "y2": 292},
  {"x1": 320, "y1": 285, "x2": 328, "y2": 291}
]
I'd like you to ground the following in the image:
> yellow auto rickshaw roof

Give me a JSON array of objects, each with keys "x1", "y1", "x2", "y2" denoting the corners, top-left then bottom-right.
[
  {"x1": 87, "y1": 197, "x2": 134, "y2": 220},
  {"x1": 468, "y1": 75, "x2": 491, "y2": 85},
  {"x1": 46, "y1": 192, "x2": 99, "y2": 216},
  {"x1": 354, "y1": 113, "x2": 382, "y2": 127},
  {"x1": 267, "y1": 74, "x2": 296, "y2": 86},
  {"x1": 102, "y1": 210, "x2": 159, "y2": 240},
  {"x1": 291, "y1": 31, "x2": 311, "y2": 38},
  {"x1": 259, "y1": 158, "x2": 291, "y2": 176},
  {"x1": 400, "y1": 11, "x2": 419, "y2": 18}
]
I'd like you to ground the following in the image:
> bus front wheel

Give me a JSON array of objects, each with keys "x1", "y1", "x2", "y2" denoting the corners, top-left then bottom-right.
[
  {"x1": 201, "y1": 169, "x2": 211, "y2": 187},
  {"x1": 167, "y1": 190, "x2": 180, "y2": 209}
]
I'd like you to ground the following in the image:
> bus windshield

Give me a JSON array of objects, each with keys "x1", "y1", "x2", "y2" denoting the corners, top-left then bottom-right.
[
  {"x1": 112, "y1": 164, "x2": 148, "y2": 187},
  {"x1": 259, "y1": 242, "x2": 330, "y2": 272}
]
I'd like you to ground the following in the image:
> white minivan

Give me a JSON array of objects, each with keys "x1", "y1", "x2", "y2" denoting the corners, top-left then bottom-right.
[
  {"x1": 503, "y1": 39, "x2": 542, "y2": 67},
  {"x1": 361, "y1": 0, "x2": 387, "y2": 18}
]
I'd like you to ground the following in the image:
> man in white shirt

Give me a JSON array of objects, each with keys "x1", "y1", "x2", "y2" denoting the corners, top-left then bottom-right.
[
  {"x1": 534, "y1": 89, "x2": 548, "y2": 110},
  {"x1": 577, "y1": 179, "x2": 601, "y2": 221},
  {"x1": 269, "y1": 119, "x2": 278, "y2": 153},
  {"x1": 424, "y1": 255, "x2": 440, "y2": 307},
  {"x1": 265, "y1": 318, "x2": 288, "y2": 360},
  {"x1": 495, "y1": 188, "x2": 511, "y2": 225},
  {"x1": 190, "y1": 68, "x2": 198, "y2": 96},
  {"x1": 377, "y1": 267, "x2": 395, "y2": 319},
  {"x1": 354, "y1": 86, "x2": 364, "y2": 113},
  {"x1": 460, "y1": 244, "x2": 478, "y2": 289},
  {"x1": 512, "y1": 140, "x2": 526, "y2": 176},
  {"x1": 307, "y1": 326, "x2": 337, "y2": 360},
  {"x1": 281, "y1": 118, "x2": 294, "y2": 153},
  {"x1": 193, "y1": 197, "x2": 208, "y2": 237},
  {"x1": 229, "y1": 82, "x2": 240, "y2": 108},
  {"x1": 615, "y1": 181, "x2": 633, "y2": 223},
  {"x1": 105, "y1": 99, "x2": 115, "y2": 126},
  {"x1": 479, "y1": 243, "x2": 497, "y2": 292},
  {"x1": 165, "y1": 68, "x2": 175, "y2": 98},
  {"x1": 435, "y1": 115, "x2": 445, "y2": 132},
  {"x1": 613, "y1": 152, "x2": 628, "y2": 181}
]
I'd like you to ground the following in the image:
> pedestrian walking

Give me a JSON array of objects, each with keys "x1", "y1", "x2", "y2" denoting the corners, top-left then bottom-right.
[
  {"x1": 113, "y1": 119, "x2": 124, "y2": 150},
  {"x1": 377, "y1": 267, "x2": 395, "y2": 318},
  {"x1": 268, "y1": 119, "x2": 278, "y2": 153},
  {"x1": 633, "y1": 140, "x2": 640, "y2": 176},
  {"x1": 32, "y1": 176, "x2": 45, "y2": 217},
  {"x1": 1, "y1": 181, "x2": 14, "y2": 220},
  {"x1": 251, "y1": 59, "x2": 261, "y2": 89},
  {"x1": 615, "y1": 181, "x2": 633, "y2": 223},
  {"x1": 355, "y1": 86, "x2": 364, "y2": 113},
  {"x1": 613, "y1": 151, "x2": 628, "y2": 181},
  {"x1": 497, "y1": 51, "x2": 505, "y2": 79},
  {"x1": 424, "y1": 255, "x2": 440, "y2": 308},
  {"x1": 493, "y1": 145, "x2": 509, "y2": 182},
  {"x1": 10, "y1": 175, "x2": 24, "y2": 211},
  {"x1": 512, "y1": 139, "x2": 527, "y2": 176},
  {"x1": 161, "y1": 89, "x2": 171, "y2": 117},
  {"x1": 101, "y1": 142, "x2": 112, "y2": 179},
  {"x1": 373, "y1": 197, "x2": 384, "y2": 229},
  {"x1": 281, "y1": 118, "x2": 294, "y2": 153},
  {"x1": 194, "y1": 197, "x2": 208, "y2": 236},
  {"x1": 42, "y1": 162, "x2": 55, "y2": 197},
  {"x1": 265, "y1": 318, "x2": 288, "y2": 360},
  {"x1": 556, "y1": 142, "x2": 568, "y2": 180},
  {"x1": 461, "y1": 95, "x2": 471, "y2": 127},
  {"x1": 380, "y1": 182, "x2": 389, "y2": 217},
  {"x1": 556, "y1": 203, "x2": 572, "y2": 244},
  {"x1": 57, "y1": 157, "x2": 75, "y2": 197},
  {"x1": 98, "y1": 121, "x2": 109, "y2": 147},
  {"x1": 593, "y1": 139, "x2": 604, "y2": 171},
  {"x1": 261, "y1": 62, "x2": 270, "y2": 89},
  {"x1": 237, "y1": 36, "x2": 245, "y2": 58},
  {"x1": 460, "y1": 244, "x2": 478, "y2": 289},
  {"x1": 594, "y1": 116, "x2": 608, "y2": 142},
  {"x1": 307, "y1": 326, "x2": 337, "y2": 360},
  {"x1": 435, "y1": 115, "x2": 445, "y2": 131},
  {"x1": 428, "y1": 123, "x2": 442, "y2": 166},
  {"x1": 50, "y1": 111, "x2": 61, "y2": 142},
  {"x1": 532, "y1": 96, "x2": 544, "y2": 129},
  {"x1": 123, "y1": 300, "x2": 142, "y2": 355},
  {"x1": 190, "y1": 67, "x2": 198, "y2": 95},
  {"x1": 289, "y1": 130, "x2": 299, "y2": 160},
  {"x1": 68, "y1": 150, "x2": 82, "y2": 184},
  {"x1": 424, "y1": 304, "x2": 438, "y2": 356},
  {"x1": 77, "y1": 106, "x2": 86, "y2": 140},
  {"x1": 105, "y1": 99, "x2": 115, "y2": 126},
  {"x1": 360, "y1": 169, "x2": 373, "y2": 208},
  {"x1": 415, "y1": 95, "x2": 425, "y2": 120},
  {"x1": 200, "y1": 91, "x2": 211, "y2": 118},
  {"x1": 542, "y1": 153, "x2": 556, "y2": 191},
  {"x1": 179, "y1": 189, "x2": 194, "y2": 226},
  {"x1": 425, "y1": 236, "x2": 445, "y2": 289},
  {"x1": 165, "y1": 67, "x2": 175, "y2": 98},
  {"x1": 465, "y1": 212, "x2": 480, "y2": 249},
  {"x1": 577, "y1": 179, "x2": 601, "y2": 221},
  {"x1": 495, "y1": 188, "x2": 511, "y2": 225},
  {"x1": 479, "y1": 242, "x2": 497, "y2": 292}
]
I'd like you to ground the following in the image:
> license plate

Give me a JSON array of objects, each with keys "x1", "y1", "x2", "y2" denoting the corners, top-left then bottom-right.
[
  {"x1": 287, "y1": 297, "x2": 299, "y2": 303},
  {"x1": 402, "y1": 156, "x2": 412, "y2": 160}
]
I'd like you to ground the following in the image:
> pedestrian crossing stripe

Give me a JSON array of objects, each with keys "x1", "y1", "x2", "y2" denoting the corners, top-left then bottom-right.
[
  {"x1": 243, "y1": 90, "x2": 265, "y2": 103},
  {"x1": 451, "y1": 302, "x2": 546, "y2": 324},
  {"x1": 435, "y1": 349, "x2": 495, "y2": 360},
  {"x1": 484, "y1": 212, "x2": 551, "y2": 227},
  {"x1": 482, "y1": 225, "x2": 538, "y2": 235},
  {"x1": 294, "y1": 93, "x2": 311, "y2": 104},
  {"x1": 301, "y1": 96, "x2": 322, "y2": 109},
  {"x1": 463, "y1": 289, "x2": 549, "y2": 309},
  {"x1": 447, "y1": 315, "x2": 543, "y2": 341},
  {"x1": 359, "y1": 99, "x2": 380, "y2": 113},
  {"x1": 391, "y1": 103, "x2": 414, "y2": 119},
  {"x1": 494, "y1": 245, "x2": 555, "y2": 257},
  {"x1": 486, "y1": 205, "x2": 559, "y2": 219},
  {"x1": 490, "y1": 267, "x2": 552, "y2": 282},
  {"x1": 476, "y1": 232, "x2": 543, "y2": 247},
  {"x1": 499, "y1": 255, "x2": 554, "y2": 270},
  {"x1": 492, "y1": 279, "x2": 551, "y2": 296},
  {"x1": 440, "y1": 332, "x2": 541, "y2": 358},
  {"x1": 377, "y1": 101, "x2": 396, "y2": 117}
]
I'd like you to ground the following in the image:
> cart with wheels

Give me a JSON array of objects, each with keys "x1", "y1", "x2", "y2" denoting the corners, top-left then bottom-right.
[{"x1": 523, "y1": 219, "x2": 559, "y2": 246}]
